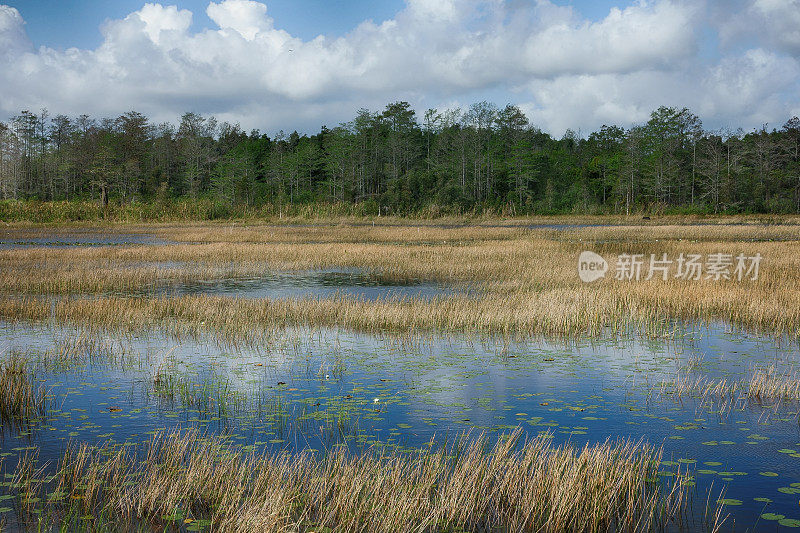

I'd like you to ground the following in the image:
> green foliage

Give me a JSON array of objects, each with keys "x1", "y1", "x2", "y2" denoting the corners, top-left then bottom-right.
[{"x1": 1, "y1": 104, "x2": 799, "y2": 216}]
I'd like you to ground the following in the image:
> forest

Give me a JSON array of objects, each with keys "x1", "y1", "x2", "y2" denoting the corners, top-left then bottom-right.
[{"x1": 1, "y1": 102, "x2": 799, "y2": 215}]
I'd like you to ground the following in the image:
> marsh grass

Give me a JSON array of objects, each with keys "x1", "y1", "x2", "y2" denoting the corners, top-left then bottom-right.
[
  {"x1": 747, "y1": 366, "x2": 800, "y2": 400},
  {"x1": 1, "y1": 221, "x2": 799, "y2": 337},
  {"x1": 8, "y1": 428, "x2": 690, "y2": 532},
  {"x1": 151, "y1": 369, "x2": 252, "y2": 417},
  {"x1": 659, "y1": 366, "x2": 800, "y2": 408},
  {"x1": 149, "y1": 367, "x2": 359, "y2": 439},
  {"x1": 0, "y1": 356, "x2": 47, "y2": 425},
  {"x1": 3, "y1": 198, "x2": 800, "y2": 224},
  {"x1": 0, "y1": 293, "x2": 676, "y2": 341},
  {"x1": 49, "y1": 334, "x2": 119, "y2": 367},
  {"x1": 5, "y1": 332, "x2": 143, "y2": 374}
]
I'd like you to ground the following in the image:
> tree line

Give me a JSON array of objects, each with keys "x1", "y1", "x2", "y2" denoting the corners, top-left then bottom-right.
[{"x1": 1, "y1": 102, "x2": 798, "y2": 214}]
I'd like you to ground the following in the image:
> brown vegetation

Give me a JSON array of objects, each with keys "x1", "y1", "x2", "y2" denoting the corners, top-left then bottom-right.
[
  {"x1": 0, "y1": 220, "x2": 797, "y2": 337},
  {"x1": 10, "y1": 428, "x2": 688, "y2": 532}
]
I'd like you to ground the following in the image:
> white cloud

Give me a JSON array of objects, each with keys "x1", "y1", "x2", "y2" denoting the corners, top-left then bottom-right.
[
  {"x1": 0, "y1": 5, "x2": 31, "y2": 59},
  {"x1": 701, "y1": 48, "x2": 800, "y2": 120},
  {"x1": 516, "y1": 1, "x2": 699, "y2": 76},
  {"x1": 405, "y1": 0, "x2": 461, "y2": 22},
  {"x1": 521, "y1": 47, "x2": 800, "y2": 134},
  {"x1": 133, "y1": 3, "x2": 192, "y2": 45},
  {"x1": 719, "y1": 0, "x2": 800, "y2": 56},
  {"x1": 752, "y1": 0, "x2": 800, "y2": 54},
  {"x1": 206, "y1": 0, "x2": 272, "y2": 41},
  {"x1": 0, "y1": 0, "x2": 797, "y2": 135}
]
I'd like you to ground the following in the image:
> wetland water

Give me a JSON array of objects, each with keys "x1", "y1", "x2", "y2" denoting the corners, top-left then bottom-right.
[
  {"x1": 2, "y1": 228, "x2": 800, "y2": 530},
  {"x1": 0, "y1": 230, "x2": 172, "y2": 249},
  {"x1": 1, "y1": 320, "x2": 800, "y2": 531},
  {"x1": 145, "y1": 269, "x2": 457, "y2": 301},
  {"x1": 0, "y1": 223, "x2": 598, "y2": 249}
]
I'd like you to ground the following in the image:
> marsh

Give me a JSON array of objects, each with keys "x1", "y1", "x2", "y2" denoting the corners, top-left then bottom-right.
[{"x1": 0, "y1": 219, "x2": 799, "y2": 531}]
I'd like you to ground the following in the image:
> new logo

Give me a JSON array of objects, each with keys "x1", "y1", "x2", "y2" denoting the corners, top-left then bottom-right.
[{"x1": 578, "y1": 251, "x2": 608, "y2": 282}]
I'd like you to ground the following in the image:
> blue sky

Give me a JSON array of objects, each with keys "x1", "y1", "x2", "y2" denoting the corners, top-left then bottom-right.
[
  {"x1": 1, "y1": 0, "x2": 799, "y2": 135},
  {"x1": 9, "y1": 0, "x2": 628, "y2": 49},
  {"x1": 9, "y1": 0, "x2": 406, "y2": 48}
]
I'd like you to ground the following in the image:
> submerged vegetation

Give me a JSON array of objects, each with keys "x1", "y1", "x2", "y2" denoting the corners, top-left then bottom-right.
[{"x1": 7, "y1": 428, "x2": 688, "y2": 532}]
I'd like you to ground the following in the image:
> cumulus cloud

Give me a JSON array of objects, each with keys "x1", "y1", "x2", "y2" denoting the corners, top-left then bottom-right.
[
  {"x1": 0, "y1": 0, "x2": 798, "y2": 135},
  {"x1": 206, "y1": 0, "x2": 276, "y2": 42},
  {"x1": 522, "y1": 47, "x2": 800, "y2": 134},
  {"x1": 0, "y1": 5, "x2": 31, "y2": 58},
  {"x1": 720, "y1": 0, "x2": 800, "y2": 56},
  {"x1": 133, "y1": 3, "x2": 192, "y2": 44}
]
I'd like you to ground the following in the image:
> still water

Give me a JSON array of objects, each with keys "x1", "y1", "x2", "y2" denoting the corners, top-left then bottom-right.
[
  {"x1": 144, "y1": 268, "x2": 458, "y2": 301},
  {"x1": 1, "y1": 321, "x2": 799, "y2": 530}
]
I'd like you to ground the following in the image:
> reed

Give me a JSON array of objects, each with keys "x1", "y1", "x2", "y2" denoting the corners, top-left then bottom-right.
[
  {"x1": 9, "y1": 428, "x2": 689, "y2": 532},
  {"x1": 0, "y1": 220, "x2": 798, "y2": 337},
  {"x1": 747, "y1": 366, "x2": 800, "y2": 400},
  {"x1": 0, "y1": 292, "x2": 667, "y2": 339},
  {"x1": 660, "y1": 366, "x2": 800, "y2": 403},
  {"x1": 51, "y1": 334, "x2": 117, "y2": 365},
  {"x1": 0, "y1": 356, "x2": 47, "y2": 424},
  {"x1": 151, "y1": 369, "x2": 252, "y2": 416}
]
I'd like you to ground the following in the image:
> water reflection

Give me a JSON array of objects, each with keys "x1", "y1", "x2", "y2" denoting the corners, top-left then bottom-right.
[
  {"x1": 1, "y1": 321, "x2": 799, "y2": 530},
  {"x1": 149, "y1": 269, "x2": 458, "y2": 301}
]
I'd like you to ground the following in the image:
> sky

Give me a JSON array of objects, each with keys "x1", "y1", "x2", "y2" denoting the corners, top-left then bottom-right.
[{"x1": 1, "y1": 0, "x2": 799, "y2": 137}]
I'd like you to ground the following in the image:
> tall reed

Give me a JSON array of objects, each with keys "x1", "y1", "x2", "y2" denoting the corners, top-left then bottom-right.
[
  {"x1": 0, "y1": 356, "x2": 47, "y2": 425},
  {"x1": 660, "y1": 365, "x2": 800, "y2": 404},
  {"x1": 10, "y1": 428, "x2": 688, "y2": 532}
]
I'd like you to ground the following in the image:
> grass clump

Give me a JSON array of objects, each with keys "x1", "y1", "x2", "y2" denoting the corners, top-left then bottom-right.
[
  {"x1": 9, "y1": 428, "x2": 687, "y2": 532},
  {"x1": 0, "y1": 356, "x2": 47, "y2": 425},
  {"x1": 661, "y1": 365, "x2": 800, "y2": 405},
  {"x1": 747, "y1": 366, "x2": 800, "y2": 400}
]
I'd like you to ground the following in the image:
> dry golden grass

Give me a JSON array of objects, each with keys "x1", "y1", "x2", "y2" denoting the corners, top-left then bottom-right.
[
  {"x1": 659, "y1": 365, "x2": 800, "y2": 406},
  {"x1": 0, "y1": 356, "x2": 47, "y2": 424},
  {"x1": 156, "y1": 221, "x2": 529, "y2": 244},
  {"x1": 0, "y1": 219, "x2": 798, "y2": 336},
  {"x1": 11, "y1": 428, "x2": 688, "y2": 532},
  {"x1": 747, "y1": 366, "x2": 800, "y2": 399}
]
